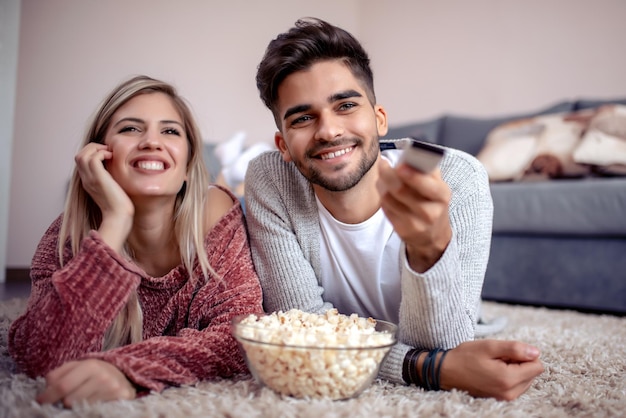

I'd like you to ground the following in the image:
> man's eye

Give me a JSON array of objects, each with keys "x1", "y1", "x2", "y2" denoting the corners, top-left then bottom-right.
[
  {"x1": 338, "y1": 102, "x2": 357, "y2": 111},
  {"x1": 291, "y1": 115, "x2": 312, "y2": 126},
  {"x1": 163, "y1": 128, "x2": 181, "y2": 136}
]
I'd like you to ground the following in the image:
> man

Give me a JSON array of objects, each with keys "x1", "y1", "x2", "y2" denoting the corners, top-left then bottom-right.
[{"x1": 244, "y1": 17, "x2": 543, "y2": 400}]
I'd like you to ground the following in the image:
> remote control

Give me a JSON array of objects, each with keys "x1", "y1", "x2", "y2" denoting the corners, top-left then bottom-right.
[{"x1": 400, "y1": 139, "x2": 445, "y2": 173}]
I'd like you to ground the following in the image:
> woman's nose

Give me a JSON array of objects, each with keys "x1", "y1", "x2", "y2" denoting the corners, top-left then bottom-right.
[{"x1": 138, "y1": 129, "x2": 163, "y2": 149}]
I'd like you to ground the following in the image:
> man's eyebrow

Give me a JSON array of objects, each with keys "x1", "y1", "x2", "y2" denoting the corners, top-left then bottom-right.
[
  {"x1": 330, "y1": 89, "x2": 362, "y2": 102},
  {"x1": 282, "y1": 90, "x2": 363, "y2": 121}
]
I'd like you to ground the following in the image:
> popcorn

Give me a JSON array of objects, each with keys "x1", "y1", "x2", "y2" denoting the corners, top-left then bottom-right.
[{"x1": 233, "y1": 309, "x2": 396, "y2": 400}]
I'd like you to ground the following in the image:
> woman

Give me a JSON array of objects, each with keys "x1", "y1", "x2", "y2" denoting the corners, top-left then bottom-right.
[{"x1": 8, "y1": 75, "x2": 263, "y2": 406}]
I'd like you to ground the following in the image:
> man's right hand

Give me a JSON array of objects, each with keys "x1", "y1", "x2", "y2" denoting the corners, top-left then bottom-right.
[{"x1": 439, "y1": 339, "x2": 544, "y2": 401}]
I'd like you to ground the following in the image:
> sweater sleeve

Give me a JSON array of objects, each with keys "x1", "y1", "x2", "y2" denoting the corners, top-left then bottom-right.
[
  {"x1": 378, "y1": 149, "x2": 493, "y2": 385},
  {"x1": 84, "y1": 204, "x2": 264, "y2": 392},
  {"x1": 8, "y1": 215, "x2": 143, "y2": 377},
  {"x1": 244, "y1": 152, "x2": 332, "y2": 315},
  {"x1": 396, "y1": 148, "x2": 493, "y2": 350}
]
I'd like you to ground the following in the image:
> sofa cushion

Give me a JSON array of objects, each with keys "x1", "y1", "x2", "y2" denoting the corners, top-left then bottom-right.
[
  {"x1": 438, "y1": 101, "x2": 575, "y2": 156},
  {"x1": 574, "y1": 97, "x2": 626, "y2": 111},
  {"x1": 490, "y1": 177, "x2": 626, "y2": 236},
  {"x1": 483, "y1": 234, "x2": 626, "y2": 313},
  {"x1": 476, "y1": 111, "x2": 593, "y2": 181},
  {"x1": 383, "y1": 116, "x2": 442, "y2": 144}
]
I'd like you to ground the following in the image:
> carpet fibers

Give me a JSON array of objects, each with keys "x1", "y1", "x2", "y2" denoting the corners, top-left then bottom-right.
[{"x1": 1, "y1": 297, "x2": 624, "y2": 418}]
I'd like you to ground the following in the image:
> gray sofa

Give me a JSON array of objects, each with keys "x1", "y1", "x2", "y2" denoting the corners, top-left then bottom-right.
[{"x1": 384, "y1": 99, "x2": 626, "y2": 314}]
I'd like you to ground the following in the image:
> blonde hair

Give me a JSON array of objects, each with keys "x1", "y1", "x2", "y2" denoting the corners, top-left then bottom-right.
[{"x1": 58, "y1": 75, "x2": 212, "y2": 350}]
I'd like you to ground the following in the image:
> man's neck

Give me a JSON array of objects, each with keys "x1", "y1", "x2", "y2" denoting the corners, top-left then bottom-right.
[{"x1": 313, "y1": 159, "x2": 382, "y2": 224}]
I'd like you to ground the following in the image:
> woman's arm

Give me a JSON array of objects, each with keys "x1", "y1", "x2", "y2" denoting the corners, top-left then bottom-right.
[
  {"x1": 8, "y1": 216, "x2": 143, "y2": 377},
  {"x1": 82, "y1": 204, "x2": 264, "y2": 393}
]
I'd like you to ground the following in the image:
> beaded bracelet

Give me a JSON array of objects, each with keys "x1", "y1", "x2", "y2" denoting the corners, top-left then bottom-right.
[{"x1": 403, "y1": 348, "x2": 427, "y2": 386}]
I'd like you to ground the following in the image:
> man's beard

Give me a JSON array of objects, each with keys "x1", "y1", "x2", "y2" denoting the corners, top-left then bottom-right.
[{"x1": 294, "y1": 135, "x2": 380, "y2": 192}]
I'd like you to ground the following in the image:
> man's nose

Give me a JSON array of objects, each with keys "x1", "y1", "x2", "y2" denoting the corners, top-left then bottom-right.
[{"x1": 314, "y1": 111, "x2": 344, "y2": 141}]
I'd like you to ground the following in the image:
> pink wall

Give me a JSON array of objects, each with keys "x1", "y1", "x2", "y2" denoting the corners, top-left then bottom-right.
[
  {"x1": 7, "y1": 0, "x2": 626, "y2": 266},
  {"x1": 364, "y1": 1, "x2": 626, "y2": 125}
]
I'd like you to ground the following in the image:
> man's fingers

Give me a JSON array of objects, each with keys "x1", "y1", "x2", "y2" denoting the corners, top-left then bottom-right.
[
  {"x1": 497, "y1": 364, "x2": 542, "y2": 401},
  {"x1": 511, "y1": 358, "x2": 545, "y2": 381},
  {"x1": 396, "y1": 164, "x2": 448, "y2": 202},
  {"x1": 485, "y1": 340, "x2": 541, "y2": 362}
]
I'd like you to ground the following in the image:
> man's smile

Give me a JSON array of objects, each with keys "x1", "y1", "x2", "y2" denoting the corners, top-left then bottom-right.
[{"x1": 319, "y1": 146, "x2": 354, "y2": 160}]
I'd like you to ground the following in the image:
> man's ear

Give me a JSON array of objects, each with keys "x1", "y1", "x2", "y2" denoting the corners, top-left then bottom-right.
[
  {"x1": 274, "y1": 131, "x2": 292, "y2": 162},
  {"x1": 375, "y1": 104, "x2": 389, "y2": 137}
]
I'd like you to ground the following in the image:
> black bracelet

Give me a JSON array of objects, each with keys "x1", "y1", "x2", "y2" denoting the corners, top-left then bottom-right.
[
  {"x1": 408, "y1": 349, "x2": 422, "y2": 386},
  {"x1": 404, "y1": 348, "x2": 449, "y2": 391},
  {"x1": 428, "y1": 348, "x2": 442, "y2": 390},
  {"x1": 434, "y1": 349, "x2": 449, "y2": 391},
  {"x1": 403, "y1": 348, "x2": 427, "y2": 386},
  {"x1": 402, "y1": 349, "x2": 412, "y2": 384},
  {"x1": 410, "y1": 349, "x2": 425, "y2": 387},
  {"x1": 421, "y1": 348, "x2": 440, "y2": 390}
]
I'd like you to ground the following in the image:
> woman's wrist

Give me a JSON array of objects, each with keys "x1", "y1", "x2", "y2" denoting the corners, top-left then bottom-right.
[{"x1": 98, "y1": 214, "x2": 132, "y2": 253}]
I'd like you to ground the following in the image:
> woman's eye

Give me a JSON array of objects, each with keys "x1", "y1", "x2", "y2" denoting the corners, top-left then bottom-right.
[
  {"x1": 163, "y1": 128, "x2": 181, "y2": 136},
  {"x1": 119, "y1": 126, "x2": 139, "y2": 133}
]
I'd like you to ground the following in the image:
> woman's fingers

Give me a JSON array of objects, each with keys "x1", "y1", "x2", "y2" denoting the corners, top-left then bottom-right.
[
  {"x1": 38, "y1": 359, "x2": 136, "y2": 407},
  {"x1": 75, "y1": 143, "x2": 111, "y2": 175},
  {"x1": 37, "y1": 361, "x2": 88, "y2": 406},
  {"x1": 74, "y1": 142, "x2": 134, "y2": 252}
]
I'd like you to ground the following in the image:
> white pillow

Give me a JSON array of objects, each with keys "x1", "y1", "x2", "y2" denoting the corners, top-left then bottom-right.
[
  {"x1": 477, "y1": 111, "x2": 600, "y2": 182},
  {"x1": 476, "y1": 130, "x2": 537, "y2": 181},
  {"x1": 573, "y1": 105, "x2": 626, "y2": 172}
]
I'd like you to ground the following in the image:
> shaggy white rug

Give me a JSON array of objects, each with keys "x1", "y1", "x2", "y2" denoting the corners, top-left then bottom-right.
[{"x1": 1, "y1": 297, "x2": 624, "y2": 418}]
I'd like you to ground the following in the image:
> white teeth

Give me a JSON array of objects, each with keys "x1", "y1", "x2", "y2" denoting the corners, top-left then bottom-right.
[
  {"x1": 137, "y1": 161, "x2": 164, "y2": 170},
  {"x1": 321, "y1": 147, "x2": 353, "y2": 160}
]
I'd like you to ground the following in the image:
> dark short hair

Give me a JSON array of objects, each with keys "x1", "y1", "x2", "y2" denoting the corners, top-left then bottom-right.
[{"x1": 256, "y1": 17, "x2": 376, "y2": 125}]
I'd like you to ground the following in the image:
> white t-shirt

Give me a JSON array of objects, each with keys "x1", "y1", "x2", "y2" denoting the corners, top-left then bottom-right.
[{"x1": 317, "y1": 153, "x2": 403, "y2": 323}]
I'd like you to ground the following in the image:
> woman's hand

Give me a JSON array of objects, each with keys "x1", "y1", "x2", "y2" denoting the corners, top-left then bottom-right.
[
  {"x1": 439, "y1": 339, "x2": 545, "y2": 401},
  {"x1": 377, "y1": 161, "x2": 452, "y2": 272},
  {"x1": 37, "y1": 359, "x2": 137, "y2": 407},
  {"x1": 75, "y1": 143, "x2": 134, "y2": 252}
]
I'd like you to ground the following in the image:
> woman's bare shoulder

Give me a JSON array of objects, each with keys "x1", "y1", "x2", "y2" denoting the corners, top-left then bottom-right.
[{"x1": 204, "y1": 185, "x2": 237, "y2": 230}]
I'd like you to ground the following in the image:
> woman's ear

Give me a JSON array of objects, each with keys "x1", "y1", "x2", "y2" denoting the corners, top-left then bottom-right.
[
  {"x1": 274, "y1": 131, "x2": 292, "y2": 162},
  {"x1": 375, "y1": 104, "x2": 389, "y2": 137}
]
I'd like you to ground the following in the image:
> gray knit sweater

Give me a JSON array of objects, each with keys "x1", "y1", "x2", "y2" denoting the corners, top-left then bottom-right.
[{"x1": 244, "y1": 140, "x2": 493, "y2": 384}]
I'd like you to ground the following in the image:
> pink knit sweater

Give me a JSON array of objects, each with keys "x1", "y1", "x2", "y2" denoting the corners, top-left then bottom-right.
[{"x1": 8, "y1": 198, "x2": 264, "y2": 393}]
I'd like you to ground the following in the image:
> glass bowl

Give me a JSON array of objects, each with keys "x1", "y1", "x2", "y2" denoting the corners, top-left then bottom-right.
[{"x1": 231, "y1": 310, "x2": 397, "y2": 400}]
